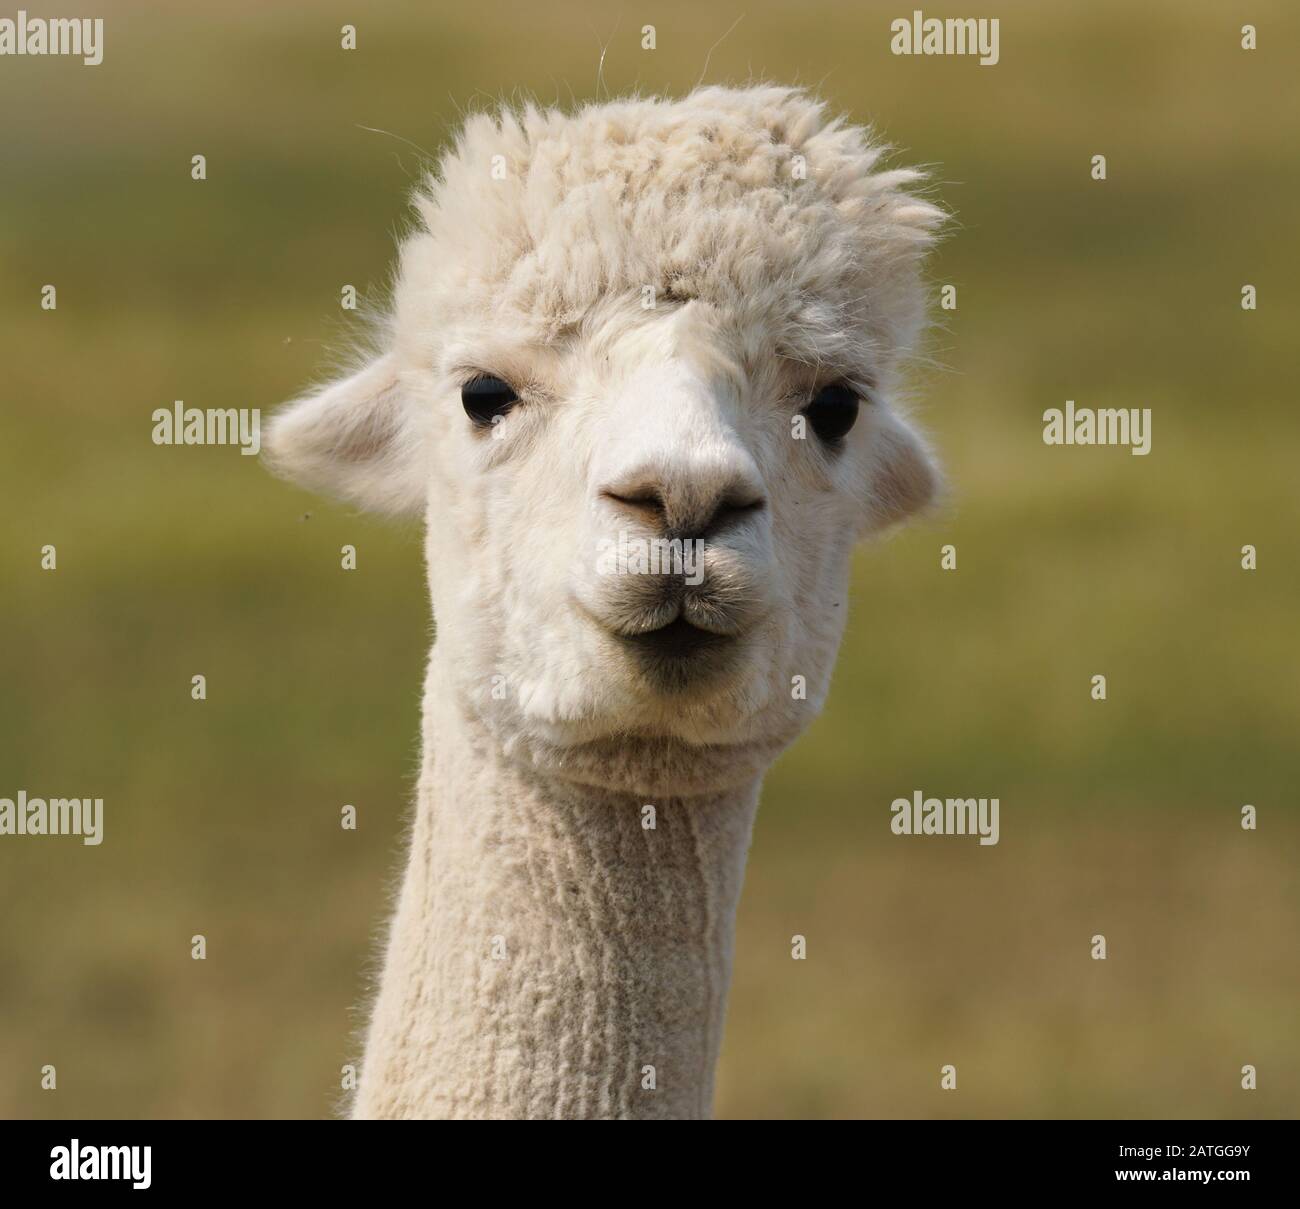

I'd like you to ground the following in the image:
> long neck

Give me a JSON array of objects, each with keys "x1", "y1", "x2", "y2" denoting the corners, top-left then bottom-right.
[{"x1": 351, "y1": 656, "x2": 761, "y2": 1120}]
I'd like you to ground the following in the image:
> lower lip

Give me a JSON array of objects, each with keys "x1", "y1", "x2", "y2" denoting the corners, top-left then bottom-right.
[{"x1": 620, "y1": 617, "x2": 736, "y2": 659}]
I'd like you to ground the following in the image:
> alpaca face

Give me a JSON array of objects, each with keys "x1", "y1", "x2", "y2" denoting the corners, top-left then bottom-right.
[{"x1": 265, "y1": 86, "x2": 943, "y2": 794}]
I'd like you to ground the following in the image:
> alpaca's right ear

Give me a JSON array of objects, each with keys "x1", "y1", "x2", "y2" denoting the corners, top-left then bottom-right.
[{"x1": 263, "y1": 355, "x2": 427, "y2": 515}]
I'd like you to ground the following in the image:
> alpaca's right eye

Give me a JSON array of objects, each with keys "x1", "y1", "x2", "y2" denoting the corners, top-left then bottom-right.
[
  {"x1": 461, "y1": 375, "x2": 519, "y2": 427},
  {"x1": 802, "y1": 382, "x2": 860, "y2": 445}
]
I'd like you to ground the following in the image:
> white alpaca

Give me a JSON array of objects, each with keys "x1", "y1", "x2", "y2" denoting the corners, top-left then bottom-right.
[{"x1": 265, "y1": 85, "x2": 943, "y2": 1120}]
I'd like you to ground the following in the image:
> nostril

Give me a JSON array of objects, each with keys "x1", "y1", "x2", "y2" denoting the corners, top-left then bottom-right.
[
  {"x1": 703, "y1": 491, "x2": 766, "y2": 535},
  {"x1": 601, "y1": 487, "x2": 666, "y2": 523}
]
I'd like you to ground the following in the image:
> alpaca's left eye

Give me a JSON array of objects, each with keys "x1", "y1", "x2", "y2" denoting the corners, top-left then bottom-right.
[
  {"x1": 462, "y1": 375, "x2": 519, "y2": 427},
  {"x1": 803, "y1": 383, "x2": 860, "y2": 444}
]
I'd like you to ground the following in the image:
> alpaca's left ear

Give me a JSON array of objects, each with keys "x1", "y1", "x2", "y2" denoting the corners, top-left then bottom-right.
[
  {"x1": 863, "y1": 410, "x2": 942, "y2": 531},
  {"x1": 263, "y1": 355, "x2": 427, "y2": 515}
]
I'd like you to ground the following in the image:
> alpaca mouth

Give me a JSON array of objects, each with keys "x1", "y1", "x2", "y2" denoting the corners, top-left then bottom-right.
[
  {"x1": 619, "y1": 614, "x2": 736, "y2": 660},
  {"x1": 573, "y1": 592, "x2": 753, "y2": 692},
  {"x1": 618, "y1": 614, "x2": 741, "y2": 694}
]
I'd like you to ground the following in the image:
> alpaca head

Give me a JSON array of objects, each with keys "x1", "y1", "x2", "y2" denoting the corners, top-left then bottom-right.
[{"x1": 266, "y1": 85, "x2": 943, "y2": 796}]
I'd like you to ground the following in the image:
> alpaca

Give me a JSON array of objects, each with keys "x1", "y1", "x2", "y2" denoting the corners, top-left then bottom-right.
[{"x1": 264, "y1": 85, "x2": 943, "y2": 1120}]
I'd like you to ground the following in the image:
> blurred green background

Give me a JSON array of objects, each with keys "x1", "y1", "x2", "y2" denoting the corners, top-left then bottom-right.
[{"x1": 2, "y1": 0, "x2": 1296, "y2": 1118}]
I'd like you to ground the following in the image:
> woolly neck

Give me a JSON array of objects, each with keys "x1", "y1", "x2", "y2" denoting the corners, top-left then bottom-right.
[{"x1": 351, "y1": 659, "x2": 762, "y2": 1119}]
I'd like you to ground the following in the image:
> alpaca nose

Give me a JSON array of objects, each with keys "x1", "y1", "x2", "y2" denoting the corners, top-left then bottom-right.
[{"x1": 600, "y1": 463, "x2": 766, "y2": 538}]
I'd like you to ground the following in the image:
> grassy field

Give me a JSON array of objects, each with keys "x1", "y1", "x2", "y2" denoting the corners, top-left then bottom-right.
[{"x1": 1, "y1": 0, "x2": 1297, "y2": 1117}]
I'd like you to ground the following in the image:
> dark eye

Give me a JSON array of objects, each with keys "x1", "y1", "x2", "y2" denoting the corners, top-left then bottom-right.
[
  {"x1": 802, "y1": 383, "x2": 860, "y2": 444},
  {"x1": 461, "y1": 375, "x2": 519, "y2": 428}
]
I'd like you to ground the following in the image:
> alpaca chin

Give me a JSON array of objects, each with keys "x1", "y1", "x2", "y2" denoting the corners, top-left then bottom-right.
[{"x1": 464, "y1": 657, "x2": 802, "y2": 797}]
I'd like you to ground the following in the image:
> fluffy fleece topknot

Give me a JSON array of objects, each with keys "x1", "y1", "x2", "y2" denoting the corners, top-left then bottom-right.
[{"x1": 395, "y1": 85, "x2": 944, "y2": 384}]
